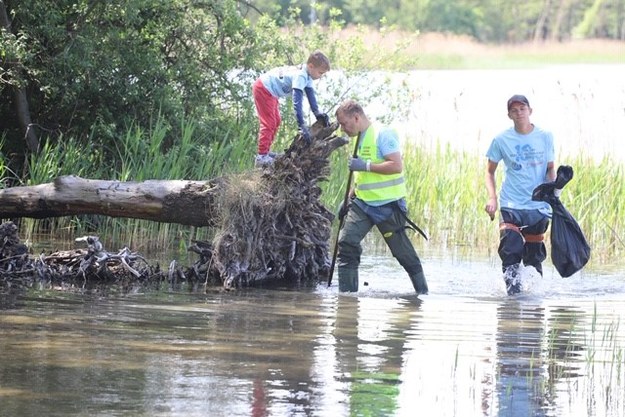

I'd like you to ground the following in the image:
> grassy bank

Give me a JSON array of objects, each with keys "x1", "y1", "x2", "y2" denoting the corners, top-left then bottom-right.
[{"x1": 332, "y1": 30, "x2": 625, "y2": 70}]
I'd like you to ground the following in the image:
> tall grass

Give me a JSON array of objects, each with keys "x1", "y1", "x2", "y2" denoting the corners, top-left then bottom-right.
[
  {"x1": 400, "y1": 144, "x2": 625, "y2": 264},
  {"x1": 16, "y1": 115, "x2": 259, "y2": 254},
  {"x1": 403, "y1": 142, "x2": 487, "y2": 249},
  {"x1": 7, "y1": 117, "x2": 624, "y2": 265}
]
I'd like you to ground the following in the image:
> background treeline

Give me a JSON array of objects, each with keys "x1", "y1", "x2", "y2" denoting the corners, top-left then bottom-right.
[{"x1": 248, "y1": 0, "x2": 625, "y2": 42}]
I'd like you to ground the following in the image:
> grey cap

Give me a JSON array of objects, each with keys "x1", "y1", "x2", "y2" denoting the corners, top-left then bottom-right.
[{"x1": 507, "y1": 94, "x2": 530, "y2": 110}]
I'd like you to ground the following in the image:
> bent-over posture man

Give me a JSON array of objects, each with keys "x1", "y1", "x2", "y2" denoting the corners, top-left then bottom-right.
[{"x1": 335, "y1": 99, "x2": 428, "y2": 295}]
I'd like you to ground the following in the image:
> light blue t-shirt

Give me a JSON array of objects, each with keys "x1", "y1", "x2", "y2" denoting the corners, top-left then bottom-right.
[
  {"x1": 259, "y1": 65, "x2": 313, "y2": 98},
  {"x1": 359, "y1": 125, "x2": 400, "y2": 160},
  {"x1": 486, "y1": 125, "x2": 554, "y2": 213}
]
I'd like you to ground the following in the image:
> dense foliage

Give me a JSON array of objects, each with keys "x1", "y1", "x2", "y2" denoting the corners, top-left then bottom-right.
[
  {"x1": 0, "y1": 0, "x2": 414, "y2": 179},
  {"x1": 2, "y1": 0, "x2": 623, "y2": 173},
  {"x1": 0, "y1": 0, "x2": 276, "y2": 172},
  {"x1": 248, "y1": 0, "x2": 625, "y2": 42}
]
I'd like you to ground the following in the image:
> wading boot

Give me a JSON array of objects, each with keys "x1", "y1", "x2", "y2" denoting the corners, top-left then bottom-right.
[
  {"x1": 503, "y1": 263, "x2": 521, "y2": 295},
  {"x1": 338, "y1": 267, "x2": 359, "y2": 292},
  {"x1": 409, "y1": 271, "x2": 429, "y2": 295}
]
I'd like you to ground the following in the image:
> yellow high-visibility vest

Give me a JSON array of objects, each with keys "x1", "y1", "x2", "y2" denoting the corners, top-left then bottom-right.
[{"x1": 354, "y1": 125, "x2": 406, "y2": 203}]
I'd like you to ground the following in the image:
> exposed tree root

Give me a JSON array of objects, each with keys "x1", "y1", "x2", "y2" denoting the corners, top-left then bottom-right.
[{"x1": 0, "y1": 122, "x2": 348, "y2": 292}]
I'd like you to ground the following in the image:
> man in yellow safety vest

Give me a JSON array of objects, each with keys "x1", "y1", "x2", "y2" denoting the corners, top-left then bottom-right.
[{"x1": 334, "y1": 99, "x2": 428, "y2": 295}]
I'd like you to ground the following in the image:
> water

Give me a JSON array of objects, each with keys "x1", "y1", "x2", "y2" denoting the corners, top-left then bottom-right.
[
  {"x1": 323, "y1": 64, "x2": 625, "y2": 162},
  {"x1": 2, "y1": 253, "x2": 625, "y2": 417}
]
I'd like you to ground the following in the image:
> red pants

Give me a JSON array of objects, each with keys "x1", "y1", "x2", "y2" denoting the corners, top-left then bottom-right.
[{"x1": 252, "y1": 78, "x2": 280, "y2": 155}]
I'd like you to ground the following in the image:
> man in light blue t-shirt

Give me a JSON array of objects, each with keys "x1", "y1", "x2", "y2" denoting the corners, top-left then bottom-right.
[{"x1": 484, "y1": 95, "x2": 556, "y2": 295}]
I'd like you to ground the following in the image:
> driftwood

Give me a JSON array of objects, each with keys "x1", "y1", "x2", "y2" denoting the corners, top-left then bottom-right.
[
  {"x1": 0, "y1": 122, "x2": 349, "y2": 289},
  {"x1": 0, "y1": 222, "x2": 154, "y2": 292}
]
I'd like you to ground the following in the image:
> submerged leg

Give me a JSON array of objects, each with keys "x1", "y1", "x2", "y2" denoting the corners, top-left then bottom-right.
[
  {"x1": 503, "y1": 263, "x2": 522, "y2": 295},
  {"x1": 378, "y1": 209, "x2": 428, "y2": 295},
  {"x1": 337, "y1": 204, "x2": 372, "y2": 293},
  {"x1": 338, "y1": 267, "x2": 359, "y2": 292}
]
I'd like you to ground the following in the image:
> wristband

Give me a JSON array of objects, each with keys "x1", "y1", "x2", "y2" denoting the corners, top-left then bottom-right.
[{"x1": 366, "y1": 161, "x2": 371, "y2": 172}]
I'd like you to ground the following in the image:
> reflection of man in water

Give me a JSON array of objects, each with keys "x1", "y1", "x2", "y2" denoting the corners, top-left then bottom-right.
[
  {"x1": 333, "y1": 296, "x2": 419, "y2": 415},
  {"x1": 494, "y1": 301, "x2": 582, "y2": 415}
]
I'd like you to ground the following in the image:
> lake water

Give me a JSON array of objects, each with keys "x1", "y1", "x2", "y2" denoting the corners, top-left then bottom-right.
[
  {"x1": 325, "y1": 64, "x2": 625, "y2": 162},
  {"x1": 2, "y1": 251, "x2": 625, "y2": 417},
  {"x1": 2, "y1": 65, "x2": 625, "y2": 416}
]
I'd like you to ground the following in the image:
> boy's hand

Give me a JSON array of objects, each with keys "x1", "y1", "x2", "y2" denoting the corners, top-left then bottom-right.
[
  {"x1": 316, "y1": 113, "x2": 330, "y2": 127},
  {"x1": 300, "y1": 126, "x2": 312, "y2": 144}
]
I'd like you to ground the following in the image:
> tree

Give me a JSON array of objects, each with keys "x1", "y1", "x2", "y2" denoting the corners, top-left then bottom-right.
[
  {"x1": 0, "y1": 1, "x2": 39, "y2": 152},
  {"x1": 0, "y1": 0, "x2": 261, "y2": 170}
]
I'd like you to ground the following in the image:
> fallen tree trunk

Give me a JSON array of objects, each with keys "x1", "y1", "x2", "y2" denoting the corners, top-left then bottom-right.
[
  {"x1": 0, "y1": 122, "x2": 349, "y2": 289},
  {"x1": 0, "y1": 175, "x2": 222, "y2": 227}
]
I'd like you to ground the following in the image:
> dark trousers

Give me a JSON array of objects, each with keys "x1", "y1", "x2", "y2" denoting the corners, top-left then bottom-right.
[
  {"x1": 498, "y1": 208, "x2": 549, "y2": 275},
  {"x1": 337, "y1": 203, "x2": 424, "y2": 276}
]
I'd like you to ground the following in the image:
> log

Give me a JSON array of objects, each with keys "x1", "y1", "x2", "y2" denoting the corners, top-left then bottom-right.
[
  {"x1": 0, "y1": 175, "x2": 222, "y2": 227},
  {"x1": 0, "y1": 122, "x2": 349, "y2": 288}
]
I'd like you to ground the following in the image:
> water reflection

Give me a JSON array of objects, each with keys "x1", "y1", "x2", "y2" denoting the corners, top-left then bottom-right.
[
  {"x1": 327, "y1": 295, "x2": 417, "y2": 415},
  {"x1": 1, "y1": 257, "x2": 625, "y2": 417},
  {"x1": 494, "y1": 302, "x2": 577, "y2": 416}
]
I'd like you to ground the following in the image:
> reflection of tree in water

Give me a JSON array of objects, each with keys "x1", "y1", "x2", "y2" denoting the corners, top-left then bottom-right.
[
  {"x1": 495, "y1": 302, "x2": 584, "y2": 416},
  {"x1": 333, "y1": 295, "x2": 420, "y2": 416}
]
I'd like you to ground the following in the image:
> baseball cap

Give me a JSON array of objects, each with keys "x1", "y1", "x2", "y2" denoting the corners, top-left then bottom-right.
[{"x1": 507, "y1": 94, "x2": 530, "y2": 110}]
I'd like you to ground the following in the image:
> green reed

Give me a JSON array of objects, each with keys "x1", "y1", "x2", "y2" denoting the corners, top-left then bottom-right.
[
  {"x1": 17, "y1": 114, "x2": 257, "y2": 252},
  {"x1": 401, "y1": 143, "x2": 489, "y2": 249},
  {"x1": 562, "y1": 154, "x2": 625, "y2": 262},
  {"x1": 8, "y1": 116, "x2": 625, "y2": 264},
  {"x1": 400, "y1": 145, "x2": 624, "y2": 264}
]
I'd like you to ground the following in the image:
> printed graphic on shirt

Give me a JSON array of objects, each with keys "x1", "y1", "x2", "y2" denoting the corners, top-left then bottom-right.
[{"x1": 511, "y1": 144, "x2": 545, "y2": 171}]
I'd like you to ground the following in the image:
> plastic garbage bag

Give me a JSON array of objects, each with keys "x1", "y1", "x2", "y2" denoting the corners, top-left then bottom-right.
[{"x1": 532, "y1": 165, "x2": 591, "y2": 277}]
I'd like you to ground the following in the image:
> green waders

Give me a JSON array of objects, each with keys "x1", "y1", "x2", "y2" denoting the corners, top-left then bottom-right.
[{"x1": 337, "y1": 203, "x2": 428, "y2": 295}]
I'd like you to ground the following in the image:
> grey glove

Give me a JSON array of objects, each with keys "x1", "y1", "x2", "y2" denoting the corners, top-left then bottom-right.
[
  {"x1": 348, "y1": 157, "x2": 368, "y2": 171},
  {"x1": 300, "y1": 126, "x2": 312, "y2": 144},
  {"x1": 316, "y1": 113, "x2": 330, "y2": 127}
]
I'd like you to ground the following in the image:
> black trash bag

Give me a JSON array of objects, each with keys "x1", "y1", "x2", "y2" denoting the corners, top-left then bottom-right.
[
  {"x1": 532, "y1": 165, "x2": 574, "y2": 201},
  {"x1": 532, "y1": 165, "x2": 591, "y2": 277}
]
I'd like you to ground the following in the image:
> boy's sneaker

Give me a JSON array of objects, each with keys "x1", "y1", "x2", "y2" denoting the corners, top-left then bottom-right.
[{"x1": 254, "y1": 153, "x2": 275, "y2": 168}]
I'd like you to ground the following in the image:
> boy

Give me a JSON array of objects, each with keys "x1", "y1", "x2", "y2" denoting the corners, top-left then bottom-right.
[{"x1": 252, "y1": 50, "x2": 330, "y2": 167}]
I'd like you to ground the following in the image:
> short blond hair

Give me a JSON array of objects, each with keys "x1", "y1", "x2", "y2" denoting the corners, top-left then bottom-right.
[
  {"x1": 335, "y1": 99, "x2": 364, "y2": 118},
  {"x1": 307, "y1": 50, "x2": 330, "y2": 71}
]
